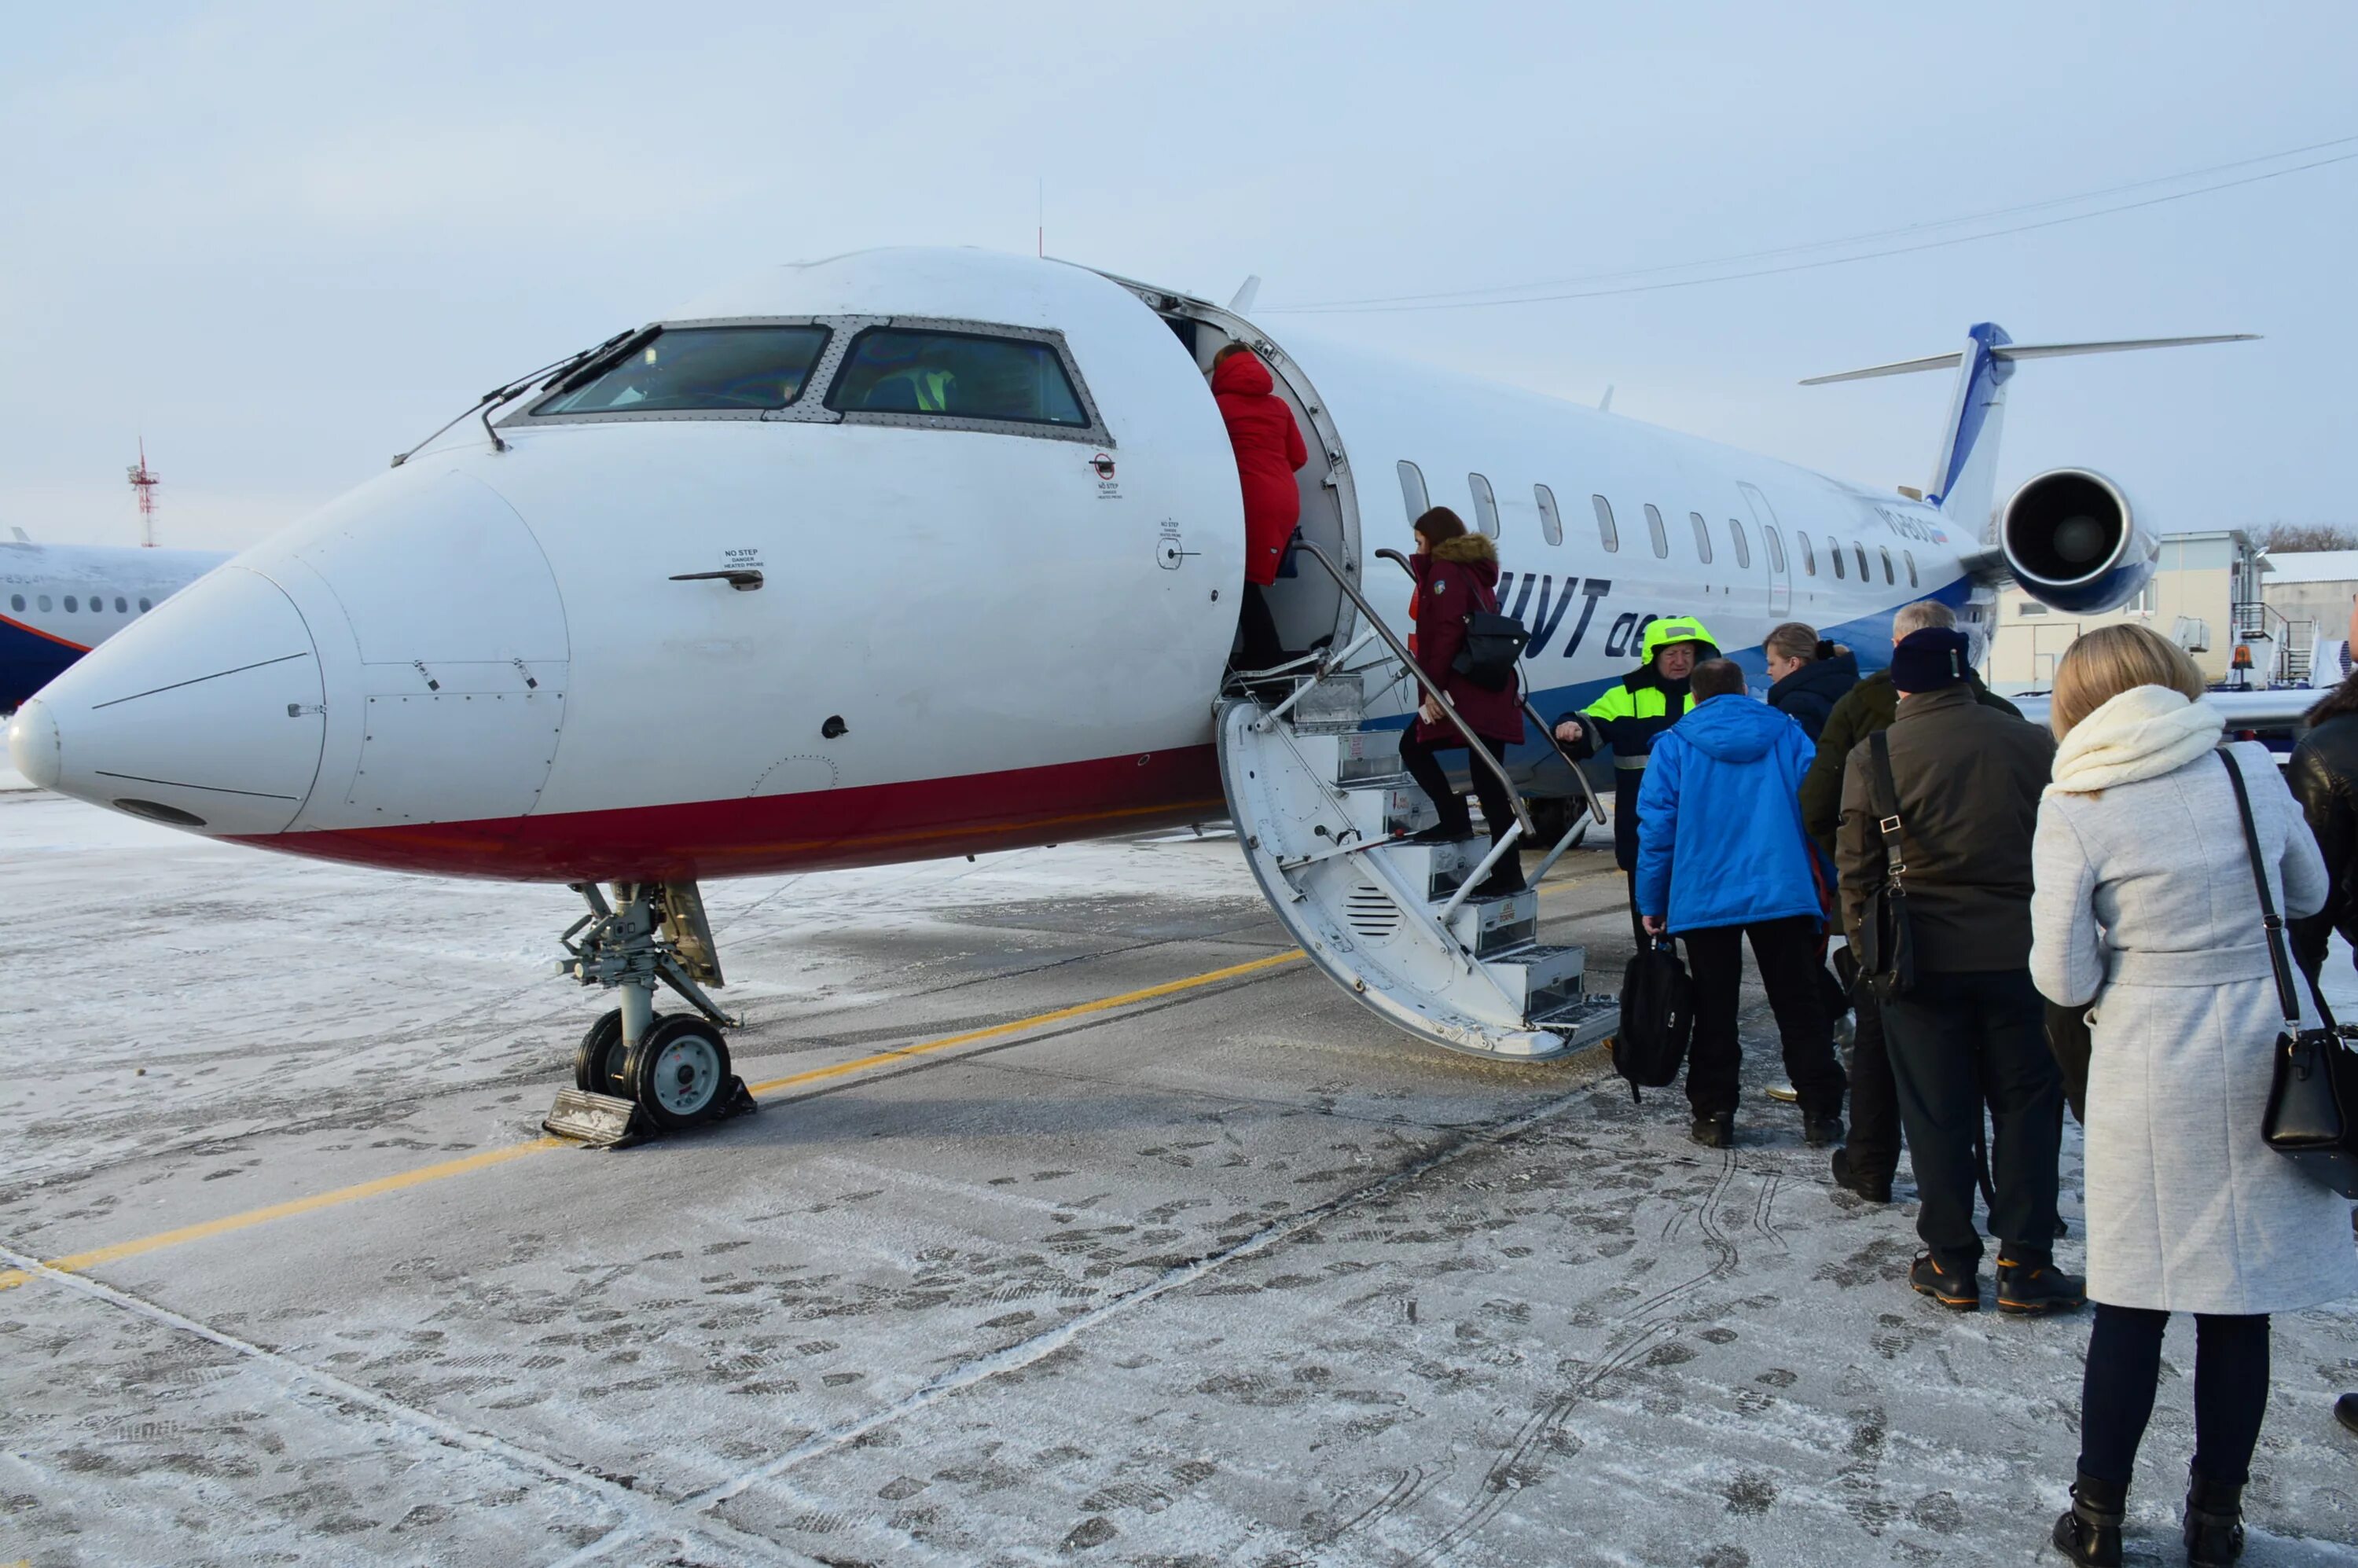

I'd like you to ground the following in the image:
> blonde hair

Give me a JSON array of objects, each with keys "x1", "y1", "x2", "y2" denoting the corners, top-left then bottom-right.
[
  {"x1": 2050, "y1": 622, "x2": 2207, "y2": 739},
  {"x1": 1764, "y1": 622, "x2": 1819, "y2": 663},
  {"x1": 1892, "y1": 600, "x2": 1956, "y2": 640}
]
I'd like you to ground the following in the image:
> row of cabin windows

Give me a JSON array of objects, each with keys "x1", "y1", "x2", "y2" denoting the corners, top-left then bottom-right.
[
  {"x1": 1395, "y1": 460, "x2": 1919, "y2": 589},
  {"x1": 9, "y1": 593, "x2": 153, "y2": 615}
]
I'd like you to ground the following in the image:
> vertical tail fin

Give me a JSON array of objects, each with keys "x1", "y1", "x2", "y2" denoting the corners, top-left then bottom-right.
[{"x1": 1801, "y1": 328, "x2": 2258, "y2": 533}]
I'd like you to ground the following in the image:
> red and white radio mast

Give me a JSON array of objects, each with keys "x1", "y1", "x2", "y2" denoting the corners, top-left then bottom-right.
[{"x1": 126, "y1": 438, "x2": 159, "y2": 548}]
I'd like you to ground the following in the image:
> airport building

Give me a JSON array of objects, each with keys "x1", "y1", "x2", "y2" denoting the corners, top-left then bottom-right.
[{"x1": 1987, "y1": 528, "x2": 2268, "y2": 692}]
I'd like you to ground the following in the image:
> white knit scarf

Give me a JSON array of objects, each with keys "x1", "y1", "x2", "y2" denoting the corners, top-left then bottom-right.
[{"x1": 2046, "y1": 684, "x2": 2225, "y2": 796}]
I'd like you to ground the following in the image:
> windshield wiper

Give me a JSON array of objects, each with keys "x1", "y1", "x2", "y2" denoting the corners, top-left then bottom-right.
[{"x1": 390, "y1": 325, "x2": 651, "y2": 467}]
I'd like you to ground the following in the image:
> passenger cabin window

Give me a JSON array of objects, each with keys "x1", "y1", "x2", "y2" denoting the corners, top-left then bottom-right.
[
  {"x1": 1467, "y1": 472, "x2": 1499, "y2": 537},
  {"x1": 1728, "y1": 518, "x2": 1751, "y2": 569},
  {"x1": 828, "y1": 328, "x2": 1085, "y2": 426},
  {"x1": 1904, "y1": 550, "x2": 1918, "y2": 587},
  {"x1": 64, "y1": 595, "x2": 77, "y2": 611},
  {"x1": 1688, "y1": 511, "x2": 1713, "y2": 564},
  {"x1": 38, "y1": 595, "x2": 52, "y2": 611},
  {"x1": 138, "y1": 597, "x2": 152, "y2": 611},
  {"x1": 1854, "y1": 543, "x2": 1871, "y2": 582},
  {"x1": 1592, "y1": 494, "x2": 1619, "y2": 553},
  {"x1": 1643, "y1": 503, "x2": 1669, "y2": 558},
  {"x1": 8, "y1": 594, "x2": 20, "y2": 612},
  {"x1": 1762, "y1": 526, "x2": 1786, "y2": 575},
  {"x1": 1398, "y1": 460, "x2": 1429, "y2": 523},
  {"x1": 1794, "y1": 532, "x2": 1816, "y2": 575},
  {"x1": 1534, "y1": 484, "x2": 1563, "y2": 545},
  {"x1": 534, "y1": 325, "x2": 829, "y2": 414},
  {"x1": 1829, "y1": 543, "x2": 1846, "y2": 580},
  {"x1": 1879, "y1": 546, "x2": 1895, "y2": 585},
  {"x1": 114, "y1": 596, "x2": 127, "y2": 612}
]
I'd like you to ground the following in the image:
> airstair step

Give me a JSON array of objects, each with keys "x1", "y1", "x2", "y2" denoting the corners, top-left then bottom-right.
[
  {"x1": 1483, "y1": 941, "x2": 1587, "y2": 1016},
  {"x1": 1445, "y1": 888, "x2": 1538, "y2": 958},
  {"x1": 1529, "y1": 992, "x2": 1619, "y2": 1051},
  {"x1": 1371, "y1": 836, "x2": 1478, "y2": 900}
]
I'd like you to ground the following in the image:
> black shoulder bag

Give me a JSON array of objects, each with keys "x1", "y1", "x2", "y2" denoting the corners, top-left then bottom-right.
[
  {"x1": 1450, "y1": 575, "x2": 1530, "y2": 692},
  {"x1": 2220, "y1": 748, "x2": 2358, "y2": 1198},
  {"x1": 1854, "y1": 729, "x2": 1917, "y2": 1001}
]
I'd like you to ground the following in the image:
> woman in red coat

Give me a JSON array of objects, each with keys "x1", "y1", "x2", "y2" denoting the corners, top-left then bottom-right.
[
  {"x1": 1401, "y1": 506, "x2": 1526, "y2": 895},
  {"x1": 1211, "y1": 344, "x2": 1309, "y2": 670}
]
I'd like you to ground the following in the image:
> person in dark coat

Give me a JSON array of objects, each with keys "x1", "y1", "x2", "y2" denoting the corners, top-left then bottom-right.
[
  {"x1": 1763, "y1": 621, "x2": 1859, "y2": 744},
  {"x1": 1400, "y1": 506, "x2": 1526, "y2": 898},
  {"x1": 2283, "y1": 598, "x2": 2358, "y2": 1456},
  {"x1": 1801, "y1": 599, "x2": 2020, "y2": 1205},
  {"x1": 1836, "y1": 626, "x2": 2077, "y2": 1319},
  {"x1": 1211, "y1": 344, "x2": 1309, "y2": 670}
]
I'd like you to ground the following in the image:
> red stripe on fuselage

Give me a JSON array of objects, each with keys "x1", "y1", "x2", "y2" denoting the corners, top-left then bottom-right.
[
  {"x1": 0, "y1": 610, "x2": 92, "y2": 653},
  {"x1": 230, "y1": 746, "x2": 1227, "y2": 883}
]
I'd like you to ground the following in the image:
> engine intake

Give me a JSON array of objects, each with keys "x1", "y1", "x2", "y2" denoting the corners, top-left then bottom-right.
[{"x1": 2000, "y1": 468, "x2": 2156, "y2": 615}]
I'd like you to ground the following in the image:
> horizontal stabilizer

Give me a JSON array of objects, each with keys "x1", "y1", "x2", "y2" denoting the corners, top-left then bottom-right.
[{"x1": 1802, "y1": 333, "x2": 2257, "y2": 385}]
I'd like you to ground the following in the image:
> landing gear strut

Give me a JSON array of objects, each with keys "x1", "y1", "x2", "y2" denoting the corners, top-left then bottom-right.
[{"x1": 542, "y1": 880, "x2": 757, "y2": 1147}]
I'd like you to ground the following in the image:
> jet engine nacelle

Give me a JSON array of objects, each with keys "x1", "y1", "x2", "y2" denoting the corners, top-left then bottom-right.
[{"x1": 2000, "y1": 467, "x2": 2157, "y2": 615}]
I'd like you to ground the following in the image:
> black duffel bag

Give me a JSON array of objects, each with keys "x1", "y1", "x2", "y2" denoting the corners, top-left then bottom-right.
[{"x1": 1614, "y1": 933, "x2": 1694, "y2": 1101}]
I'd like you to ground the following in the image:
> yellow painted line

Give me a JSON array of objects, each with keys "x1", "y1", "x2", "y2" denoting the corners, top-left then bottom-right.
[
  {"x1": 0, "y1": 948, "x2": 1312, "y2": 1293},
  {"x1": 0, "y1": 1140, "x2": 560, "y2": 1293},
  {"x1": 0, "y1": 859, "x2": 1623, "y2": 1292},
  {"x1": 744, "y1": 950, "x2": 1303, "y2": 1096}
]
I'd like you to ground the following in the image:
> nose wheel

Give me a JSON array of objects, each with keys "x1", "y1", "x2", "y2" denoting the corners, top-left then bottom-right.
[{"x1": 544, "y1": 881, "x2": 758, "y2": 1148}]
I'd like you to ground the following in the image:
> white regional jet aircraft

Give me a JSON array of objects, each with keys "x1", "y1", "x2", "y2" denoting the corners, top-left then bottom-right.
[
  {"x1": 6, "y1": 248, "x2": 2257, "y2": 1136},
  {"x1": 1, "y1": 540, "x2": 228, "y2": 711}
]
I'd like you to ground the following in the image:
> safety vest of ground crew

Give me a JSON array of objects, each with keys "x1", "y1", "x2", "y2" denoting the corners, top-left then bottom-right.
[
  {"x1": 1561, "y1": 615, "x2": 1721, "y2": 870},
  {"x1": 878, "y1": 366, "x2": 954, "y2": 412}
]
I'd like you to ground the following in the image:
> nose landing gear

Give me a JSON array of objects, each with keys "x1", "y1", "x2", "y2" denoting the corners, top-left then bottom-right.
[{"x1": 542, "y1": 881, "x2": 758, "y2": 1148}]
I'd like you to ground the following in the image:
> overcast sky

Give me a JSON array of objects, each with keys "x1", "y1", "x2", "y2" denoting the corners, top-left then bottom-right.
[{"x1": 3, "y1": 2, "x2": 2352, "y2": 550}]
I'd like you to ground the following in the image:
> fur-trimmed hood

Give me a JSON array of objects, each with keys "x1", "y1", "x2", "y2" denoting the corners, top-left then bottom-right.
[{"x1": 1430, "y1": 534, "x2": 1497, "y2": 567}]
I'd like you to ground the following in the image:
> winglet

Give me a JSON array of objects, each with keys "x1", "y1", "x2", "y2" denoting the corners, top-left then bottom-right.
[{"x1": 1229, "y1": 275, "x2": 1262, "y2": 314}]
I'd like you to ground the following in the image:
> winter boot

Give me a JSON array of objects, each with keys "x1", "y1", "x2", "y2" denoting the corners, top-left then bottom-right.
[
  {"x1": 2049, "y1": 1471, "x2": 2124, "y2": 1566},
  {"x1": 1908, "y1": 1253, "x2": 1979, "y2": 1311},
  {"x1": 1997, "y1": 1255, "x2": 2087, "y2": 1316},
  {"x1": 1830, "y1": 1146, "x2": 1891, "y2": 1203},
  {"x1": 2182, "y1": 1467, "x2": 2245, "y2": 1566},
  {"x1": 1689, "y1": 1112, "x2": 1735, "y2": 1149},
  {"x1": 1802, "y1": 1111, "x2": 1844, "y2": 1148}
]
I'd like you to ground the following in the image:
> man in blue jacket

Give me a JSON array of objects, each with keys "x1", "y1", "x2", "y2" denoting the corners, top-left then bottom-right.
[{"x1": 1636, "y1": 659, "x2": 1847, "y2": 1149}]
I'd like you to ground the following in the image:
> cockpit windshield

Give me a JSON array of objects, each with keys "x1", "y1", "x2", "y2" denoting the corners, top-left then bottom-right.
[{"x1": 532, "y1": 325, "x2": 829, "y2": 415}]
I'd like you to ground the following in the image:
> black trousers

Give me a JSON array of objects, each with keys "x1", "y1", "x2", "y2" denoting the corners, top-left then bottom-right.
[
  {"x1": 1236, "y1": 582, "x2": 1284, "y2": 670},
  {"x1": 1880, "y1": 968, "x2": 2064, "y2": 1273},
  {"x1": 1399, "y1": 731, "x2": 1522, "y2": 884},
  {"x1": 1844, "y1": 986, "x2": 1902, "y2": 1181},
  {"x1": 1681, "y1": 915, "x2": 1846, "y2": 1119},
  {"x1": 2079, "y1": 1305, "x2": 2271, "y2": 1489}
]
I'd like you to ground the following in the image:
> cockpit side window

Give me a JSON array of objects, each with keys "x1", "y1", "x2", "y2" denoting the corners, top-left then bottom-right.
[
  {"x1": 531, "y1": 325, "x2": 830, "y2": 416},
  {"x1": 827, "y1": 327, "x2": 1088, "y2": 428}
]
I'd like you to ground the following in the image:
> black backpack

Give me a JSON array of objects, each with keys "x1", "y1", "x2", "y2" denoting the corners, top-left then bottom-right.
[
  {"x1": 1614, "y1": 935, "x2": 1694, "y2": 1100},
  {"x1": 1446, "y1": 574, "x2": 1528, "y2": 692}
]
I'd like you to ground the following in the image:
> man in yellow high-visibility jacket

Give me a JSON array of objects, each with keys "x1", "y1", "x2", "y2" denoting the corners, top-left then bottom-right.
[{"x1": 1553, "y1": 615, "x2": 1720, "y2": 945}]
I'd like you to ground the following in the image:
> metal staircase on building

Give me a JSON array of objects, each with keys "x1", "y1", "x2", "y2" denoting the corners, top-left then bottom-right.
[{"x1": 1215, "y1": 542, "x2": 1618, "y2": 1061}]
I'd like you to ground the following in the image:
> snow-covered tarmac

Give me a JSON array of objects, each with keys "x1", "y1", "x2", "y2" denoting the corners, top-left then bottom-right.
[{"x1": 2, "y1": 780, "x2": 2354, "y2": 1566}]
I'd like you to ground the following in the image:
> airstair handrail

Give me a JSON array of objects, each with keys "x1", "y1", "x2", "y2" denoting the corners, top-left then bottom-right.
[
  {"x1": 1287, "y1": 539, "x2": 1534, "y2": 839},
  {"x1": 1371, "y1": 549, "x2": 1607, "y2": 826}
]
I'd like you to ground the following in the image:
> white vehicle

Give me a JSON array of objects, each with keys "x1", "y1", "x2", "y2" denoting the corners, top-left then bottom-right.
[
  {"x1": 7, "y1": 248, "x2": 2249, "y2": 1133},
  {"x1": 0, "y1": 541, "x2": 227, "y2": 711}
]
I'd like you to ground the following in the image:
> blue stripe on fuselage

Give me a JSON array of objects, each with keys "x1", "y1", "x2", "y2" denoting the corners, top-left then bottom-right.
[{"x1": 0, "y1": 616, "x2": 87, "y2": 710}]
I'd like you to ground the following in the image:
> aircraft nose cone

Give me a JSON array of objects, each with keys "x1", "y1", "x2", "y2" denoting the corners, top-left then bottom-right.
[
  {"x1": 8, "y1": 699, "x2": 60, "y2": 790},
  {"x1": 28, "y1": 566, "x2": 328, "y2": 835}
]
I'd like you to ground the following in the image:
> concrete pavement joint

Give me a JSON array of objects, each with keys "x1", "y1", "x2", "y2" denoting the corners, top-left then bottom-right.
[
  {"x1": 0, "y1": 1242, "x2": 825, "y2": 1568},
  {"x1": 630, "y1": 1058, "x2": 1615, "y2": 1551}
]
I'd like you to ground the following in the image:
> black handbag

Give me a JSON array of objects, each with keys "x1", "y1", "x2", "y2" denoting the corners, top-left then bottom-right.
[
  {"x1": 1614, "y1": 934, "x2": 1695, "y2": 1102},
  {"x1": 1448, "y1": 574, "x2": 1528, "y2": 692},
  {"x1": 2219, "y1": 748, "x2": 2358, "y2": 1198},
  {"x1": 1853, "y1": 730, "x2": 1917, "y2": 1001}
]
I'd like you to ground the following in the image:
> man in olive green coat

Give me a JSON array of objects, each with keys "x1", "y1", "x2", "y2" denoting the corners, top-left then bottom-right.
[{"x1": 1798, "y1": 600, "x2": 2020, "y2": 1203}]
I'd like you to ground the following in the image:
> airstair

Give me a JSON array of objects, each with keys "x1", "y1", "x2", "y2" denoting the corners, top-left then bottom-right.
[{"x1": 1216, "y1": 542, "x2": 1619, "y2": 1061}]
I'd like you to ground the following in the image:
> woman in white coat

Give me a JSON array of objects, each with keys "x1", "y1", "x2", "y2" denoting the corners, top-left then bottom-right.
[{"x1": 2031, "y1": 624, "x2": 2358, "y2": 1566}]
